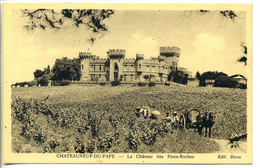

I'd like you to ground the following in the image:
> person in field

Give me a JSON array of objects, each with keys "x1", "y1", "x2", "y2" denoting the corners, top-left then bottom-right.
[
  {"x1": 136, "y1": 106, "x2": 161, "y2": 121},
  {"x1": 172, "y1": 111, "x2": 179, "y2": 130},
  {"x1": 164, "y1": 112, "x2": 174, "y2": 130}
]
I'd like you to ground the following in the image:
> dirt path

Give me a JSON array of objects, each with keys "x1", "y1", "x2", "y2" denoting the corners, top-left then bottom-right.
[{"x1": 212, "y1": 139, "x2": 247, "y2": 153}]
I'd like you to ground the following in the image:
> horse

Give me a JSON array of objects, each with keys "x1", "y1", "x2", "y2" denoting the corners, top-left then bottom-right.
[{"x1": 196, "y1": 112, "x2": 216, "y2": 138}]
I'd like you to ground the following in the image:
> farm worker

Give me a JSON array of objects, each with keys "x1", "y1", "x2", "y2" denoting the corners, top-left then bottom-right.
[
  {"x1": 136, "y1": 107, "x2": 147, "y2": 119},
  {"x1": 143, "y1": 107, "x2": 149, "y2": 119},
  {"x1": 173, "y1": 111, "x2": 179, "y2": 122},
  {"x1": 172, "y1": 111, "x2": 179, "y2": 129},
  {"x1": 135, "y1": 107, "x2": 141, "y2": 118},
  {"x1": 165, "y1": 112, "x2": 173, "y2": 122},
  {"x1": 164, "y1": 112, "x2": 173, "y2": 129}
]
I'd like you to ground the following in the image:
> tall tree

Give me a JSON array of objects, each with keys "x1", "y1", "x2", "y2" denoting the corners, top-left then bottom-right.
[
  {"x1": 33, "y1": 69, "x2": 45, "y2": 79},
  {"x1": 168, "y1": 70, "x2": 188, "y2": 85},
  {"x1": 21, "y1": 9, "x2": 114, "y2": 44},
  {"x1": 51, "y1": 57, "x2": 81, "y2": 81}
]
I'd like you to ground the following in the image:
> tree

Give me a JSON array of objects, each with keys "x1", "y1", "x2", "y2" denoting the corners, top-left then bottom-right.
[
  {"x1": 168, "y1": 70, "x2": 188, "y2": 85},
  {"x1": 214, "y1": 76, "x2": 238, "y2": 88},
  {"x1": 238, "y1": 44, "x2": 247, "y2": 65},
  {"x1": 199, "y1": 71, "x2": 228, "y2": 86},
  {"x1": 38, "y1": 77, "x2": 49, "y2": 86},
  {"x1": 33, "y1": 69, "x2": 45, "y2": 79},
  {"x1": 45, "y1": 65, "x2": 51, "y2": 74},
  {"x1": 21, "y1": 9, "x2": 114, "y2": 44},
  {"x1": 51, "y1": 57, "x2": 81, "y2": 81}
]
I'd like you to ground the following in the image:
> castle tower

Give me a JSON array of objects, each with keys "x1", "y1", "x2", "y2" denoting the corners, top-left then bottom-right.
[
  {"x1": 107, "y1": 49, "x2": 126, "y2": 81},
  {"x1": 159, "y1": 46, "x2": 180, "y2": 69},
  {"x1": 79, "y1": 52, "x2": 92, "y2": 81}
]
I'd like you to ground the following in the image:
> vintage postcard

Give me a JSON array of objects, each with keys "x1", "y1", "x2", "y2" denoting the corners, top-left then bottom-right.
[{"x1": 2, "y1": 3, "x2": 252, "y2": 164}]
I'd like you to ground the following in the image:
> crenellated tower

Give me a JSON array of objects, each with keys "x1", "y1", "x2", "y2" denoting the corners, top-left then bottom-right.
[
  {"x1": 107, "y1": 49, "x2": 126, "y2": 81},
  {"x1": 159, "y1": 46, "x2": 180, "y2": 69}
]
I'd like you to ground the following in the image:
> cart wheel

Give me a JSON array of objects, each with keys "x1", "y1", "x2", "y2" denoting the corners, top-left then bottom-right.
[{"x1": 179, "y1": 114, "x2": 186, "y2": 130}]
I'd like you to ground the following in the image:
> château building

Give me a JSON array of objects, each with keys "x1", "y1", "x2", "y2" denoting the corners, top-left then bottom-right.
[{"x1": 79, "y1": 46, "x2": 181, "y2": 83}]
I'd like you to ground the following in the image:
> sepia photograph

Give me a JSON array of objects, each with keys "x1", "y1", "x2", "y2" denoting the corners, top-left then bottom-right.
[{"x1": 2, "y1": 3, "x2": 252, "y2": 164}]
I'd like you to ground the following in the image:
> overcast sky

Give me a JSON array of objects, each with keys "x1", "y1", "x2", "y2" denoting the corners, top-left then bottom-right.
[{"x1": 10, "y1": 9, "x2": 247, "y2": 83}]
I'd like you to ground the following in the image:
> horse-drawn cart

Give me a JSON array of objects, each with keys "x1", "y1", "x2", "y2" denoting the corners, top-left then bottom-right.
[
  {"x1": 179, "y1": 108, "x2": 215, "y2": 137},
  {"x1": 179, "y1": 108, "x2": 203, "y2": 129}
]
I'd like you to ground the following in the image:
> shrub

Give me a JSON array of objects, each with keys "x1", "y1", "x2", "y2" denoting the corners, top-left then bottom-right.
[
  {"x1": 100, "y1": 83, "x2": 106, "y2": 86},
  {"x1": 148, "y1": 82, "x2": 155, "y2": 87},
  {"x1": 137, "y1": 82, "x2": 147, "y2": 87},
  {"x1": 38, "y1": 78, "x2": 48, "y2": 86},
  {"x1": 52, "y1": 80, "x2": 70, "y2": 86},
  {"x1": 14, "y1": 82, "x2": 30, "y2": 87},
  {"x1": 165, "y1": 82, "x2": 170, "y2": 86},
  {"x1": 60, "y1": 80, "x2": 71, "y2": 86},
  {"x1": 111, "y1": 81, "x2": 120, "y2": 86}
]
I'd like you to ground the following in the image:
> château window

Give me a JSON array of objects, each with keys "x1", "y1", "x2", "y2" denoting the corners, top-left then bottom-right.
[
  {"x1": 130, "y1": 74, "x2": 134, "y2": 81},
  {"x1": 82, "y1": 65, "x2": 84, "y2": 69},
  {"x1": 146, "y1": 65, "x2": 150, "y2": 68},
  {"x1": 139, "y1": 64, "x2": 141, "y2": 69},
  {"x1": 99, "y1": 74, "x2": 101, "y2": 78},
  {"x1": 99, "y1": 65, "x2": 102, "y2": 71},
  {"x1": 90, "y1": 65, "x2": 94, "y2": 71},
  {"x1": 124, "y1": 74, "x2": 127, "y2": 81}
]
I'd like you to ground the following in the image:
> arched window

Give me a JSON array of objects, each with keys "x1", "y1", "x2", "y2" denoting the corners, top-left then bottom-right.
[
  {"x1": 114, "y1": 63, "x2": 118, "y2": 71},
  {"x1": 82, "y1": 65, "x2": 84, "y2": 69},
  {"x1": 114, "y1": 63, "x2": 119, "y2": 81},
  {"x1": 139, "y1": 64, "x2": 142, "y2": 69}
]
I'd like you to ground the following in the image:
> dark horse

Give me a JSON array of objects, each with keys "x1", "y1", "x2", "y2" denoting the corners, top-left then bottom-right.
[{"x1": 196, "y1": 112, "x2": 216, "y2": 138}]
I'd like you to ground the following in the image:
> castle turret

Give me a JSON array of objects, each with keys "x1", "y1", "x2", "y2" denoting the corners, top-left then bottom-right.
[
  {"x1": 159, "y1": 46, "x2": 180, "y2": 69},
  {"x1": 79, "y1": 52, "x2": 92, "y2": 81},
  {"x1": 136, "y1": 54, "x2": 144, "y2": 61},
  {"x1": 79, "y1": 52, "x2": 92, "y2": 59},
  {"x1": 160, "y1": 46, "x2": 180, "y2": 57},
  {"x1": 107, "y1": 49, "x2": 126, "y2": 59}
]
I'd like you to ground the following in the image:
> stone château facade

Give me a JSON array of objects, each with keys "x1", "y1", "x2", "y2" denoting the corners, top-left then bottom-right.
[{"x1": 79, "y1": 46, "x2": 181, "y2": 83}]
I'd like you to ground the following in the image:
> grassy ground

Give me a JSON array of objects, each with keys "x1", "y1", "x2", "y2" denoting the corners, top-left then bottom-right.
[{"x1": 11, "y1": 84, "x2": 246, "y2": 153}]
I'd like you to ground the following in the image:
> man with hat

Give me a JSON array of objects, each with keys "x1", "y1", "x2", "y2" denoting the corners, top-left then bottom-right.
[
  {"x1": 172, "y1": 111, "x2": 179, "y2": 130},
  {"x1": 164, "y1": 112, "x2": 174, "y2": 131}
]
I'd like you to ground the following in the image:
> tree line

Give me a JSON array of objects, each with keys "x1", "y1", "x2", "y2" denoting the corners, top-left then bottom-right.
[
  {"x1": 12, "y1": 57, "x2": 81, "y2": 87},
  {"x1": 195, "y1": 71, "x2": 247, "y2": 89}
]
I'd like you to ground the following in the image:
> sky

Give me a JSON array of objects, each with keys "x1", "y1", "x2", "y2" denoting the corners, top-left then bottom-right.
[{"x1": 9, "y1": 9, "x2": 247, "y2": 83}]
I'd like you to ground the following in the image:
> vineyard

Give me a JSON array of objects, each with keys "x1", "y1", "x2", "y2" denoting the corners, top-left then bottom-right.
[{"x1": 11, "y1": 84, "x2": 247, "y2": 153}]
